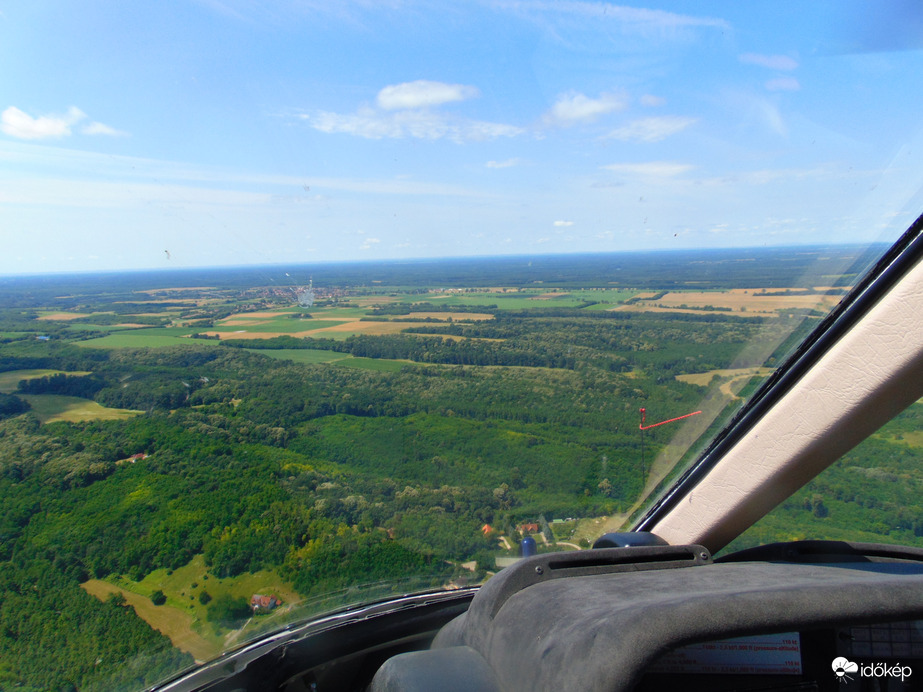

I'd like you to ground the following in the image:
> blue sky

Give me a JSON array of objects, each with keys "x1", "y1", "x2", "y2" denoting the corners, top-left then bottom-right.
[{"x1": 2, "y1": 1, "x2": 923, "y2": 274}]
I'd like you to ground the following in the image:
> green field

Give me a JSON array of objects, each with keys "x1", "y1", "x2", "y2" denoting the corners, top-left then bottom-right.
[
  {"x1": 335, "y1": 357, "x2": 408, "y2": 372},
  {"x1": 243, "y1": 348, "x2": 352, "y2": 364},
  {"x1": 19, "y1": 394, "x2": 142, "y2": 423},
  {"x1": 66, "y1": 324, "x2": 144, "y2": 333},
  {"x1": 84, "y1": 554, "x2": 302, "y2": 662},
  {"x1": 213, "y1": 319, "x2": 348, "y2": 333},
  {"x1": 0, "y1": 369, "x2": 92, "y2": 393},
  {"x1": 396, "y1": 289, "x2": 638, "y2": 310},
  {"x1": 78, "y1": 332, "x2": 213, "y2": 349}
]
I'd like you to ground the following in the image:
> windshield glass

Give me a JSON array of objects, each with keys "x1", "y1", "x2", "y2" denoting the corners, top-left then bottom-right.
[{"x1": 2, "y1": 2, "x2": 923, "y2": 689}]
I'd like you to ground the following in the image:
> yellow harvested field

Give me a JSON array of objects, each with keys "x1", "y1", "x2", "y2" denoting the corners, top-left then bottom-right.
[
  {"x1": 616, "y1": 288, "x2": 843, "y2": 315},
  {"x1": 37, "y1": 312, "x2": 91, "y2": 321},
  {"x1": 677, "y1": 366, "x2": 774, "y2": 399},
  {"x1": 310, "y1": 320, "x2": 421, "y2": 335},
  {"x1": 676, "y1": 366, "x2": 774, "y2": 386},
  {"x1": 81, "y1": 580, "x2": 218, "y2": 663}
]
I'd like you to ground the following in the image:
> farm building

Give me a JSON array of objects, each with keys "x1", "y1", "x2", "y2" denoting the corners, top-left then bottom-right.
[{"x1": 250, "y1": 594, "x2": 281, "y2": 612}]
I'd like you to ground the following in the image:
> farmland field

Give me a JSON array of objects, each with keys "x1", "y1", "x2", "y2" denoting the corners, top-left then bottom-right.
[
  {"x1": 335, "y1": 357, "x2": 408, "y2": 371},
  {"x1": 618, "y1": 287, "x2": 845, "y2": 315},
  {"x1": 243, "y1": 348, "x2": 351, "y2": 364},
  {"x1": 0, "y1": 245, "x2": 907, "y2": 692},
  {"x1": 19, "y1": 394, "x2": 143, "y2": 423},
  {"x1": 0, "y1": 369, "x2": 91, "y2": 393},
  {"x1": 78, "y1": 332, "x2": 210, "y2": 349}
]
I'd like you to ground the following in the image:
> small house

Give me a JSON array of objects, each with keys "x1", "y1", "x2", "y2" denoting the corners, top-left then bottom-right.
[{"x1": 251, "y1": 594, "x2": 281, "y2": 612}]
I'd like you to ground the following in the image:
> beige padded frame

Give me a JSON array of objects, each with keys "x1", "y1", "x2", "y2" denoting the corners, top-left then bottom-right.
[{"x1": 650, "y1": 254, "x2": 923, "y2": 552}]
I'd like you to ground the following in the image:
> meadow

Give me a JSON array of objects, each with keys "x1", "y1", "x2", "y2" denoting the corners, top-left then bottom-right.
[{"x1": 19, "y1": 393, "x2": 143, "y2": 423}]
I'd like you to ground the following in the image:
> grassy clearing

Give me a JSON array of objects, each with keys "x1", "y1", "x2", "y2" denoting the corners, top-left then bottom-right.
[
  {"x1": 81, "y1": 580, "x2": 217, "y2": 663},
  {"x1": 880, "y1": 431, "x2": 923, "y2": 449},
  {"x1": 0, "y1": 369, "x2": 91, "y2": 393},
  {"x1": 85, "y1": 555, "x2": 302, "y2": 661},
  {"x1": 675, "y1": 366, "x2": 775, "y2": 387},
  {"x1": 244, "y1": 348, "x2": 352, "y2": 364},
  {"x1": 676, "y1": 366, "x2": 774, "y2": 400},
  {"x1": 20, "y1": 394, "x2": 142, "y2": 423},
  {"x1": 335, "y1": 357, "x2": 407, "y2": 372}
]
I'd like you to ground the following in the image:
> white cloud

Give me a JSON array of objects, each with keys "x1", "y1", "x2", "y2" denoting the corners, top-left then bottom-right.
[
  {"x1": 377, "y1": 80, "x2": 480, "y2": 110},
  {"x1": 765, "y1": 77, "x2": 801, "y2": 92},
  {"x1": 602, "y1": 162, "x2": 693, "y2": 177},
  {"x1": 606, "y1": 116, "x2": 696, "y2": 142},
  {"x1": 640, "y1": 94, "x2": 666, "y2": 107},
  {"x1": 303, "y1": 107, "x2": 523, "y2": 143},
  {"x1": 82, "y1": 121, "x2": 129, "y2": 137},
  {"x1": 1, "y1": 106, "x2": 86, "y2": 140},
  {"x1": 496, "y1": 2, "x2": 729, "y2": 32},
  {"x1": 554, "y1": 220, "x2": 574, "y2": 227},
  {"x1": 544, "y1": 91, "x2": 627, "y2": 126},
  {"x1": 739, "y1": 53, "x2": 798, "y2": 71},
  {"x1": 359, "y1": 237, "x2": 381, "y2": 250},
  {"x1": 486, "y1": 158, "x2": 522, "y2": 168},
  {"x1": 1, "y1": 106, "x2": 127, "y2": 140}
]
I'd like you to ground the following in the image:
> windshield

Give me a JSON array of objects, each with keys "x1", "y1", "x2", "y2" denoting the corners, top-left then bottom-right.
[{"x1": 2, "y1": 2, "x2": 923, "y2": 689}]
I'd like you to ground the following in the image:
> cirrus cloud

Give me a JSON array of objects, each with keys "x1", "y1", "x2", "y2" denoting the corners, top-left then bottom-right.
[
  {"x1": 301, "y1": 79, "x2": 523, "y2": 143},
  {"x1": 739, "y1": 53, "x2": 799, "y2": 71},
  {"x1": 82, "y1": 121, "x2": 129, "y2": 137},
  {"x1": 765, "y1": 77, "x2": 801, "y2": 92},
  {"x1": 606, "y1": 116, "x2": 696, "y2": 142},
  {"x1": 544, "y1": 91, "x2": 627, "y2": 127},
  {"x1": 377, "y1": 80, "x2": 480, "y2": 110},
  {"x1": 602, "y1": 161, "x2": 693, "y2": 177},
  {"x1": 486, "y1": 158, "x2": 522, "y2": 168},
  {"x1": 304, "y1": 107, "x2": 523, "y2": 142}
]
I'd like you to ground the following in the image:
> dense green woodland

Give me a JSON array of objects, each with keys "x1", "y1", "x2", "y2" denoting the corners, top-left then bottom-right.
[{"x1": 0, "y1": 248, "x2": 914, "y2": 690}]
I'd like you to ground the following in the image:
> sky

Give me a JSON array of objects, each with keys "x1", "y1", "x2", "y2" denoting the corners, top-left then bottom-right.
[{"x1": 3, "y1": 1, "x2": 923, "y2": 274}]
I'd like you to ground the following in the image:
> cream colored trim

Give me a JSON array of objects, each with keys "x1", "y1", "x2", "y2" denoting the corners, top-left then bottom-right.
[{"x1": 651, "y1": 255, "x2": 923, "y2": 552}]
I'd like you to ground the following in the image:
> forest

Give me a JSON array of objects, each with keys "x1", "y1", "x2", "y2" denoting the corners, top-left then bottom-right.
[{"x1": 0, "y1": 247, "x2": 916, "y2": 690}]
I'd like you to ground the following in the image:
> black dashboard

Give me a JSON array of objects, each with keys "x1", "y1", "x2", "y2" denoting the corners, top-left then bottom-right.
[
  {"x1": 159, "y1": 541, "x2": 923, "y2": 691},
  {"x1": 373, "y1": 541, "x2": 923, "y2": 692}
]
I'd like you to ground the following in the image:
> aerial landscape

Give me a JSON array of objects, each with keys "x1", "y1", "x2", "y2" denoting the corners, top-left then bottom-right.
[
  {"x1": 2, "y1": 247, "x2": 923, "y2": 689},
  {"x1": 5, "y1": 1, "x2": 923, "y2": 688}
]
